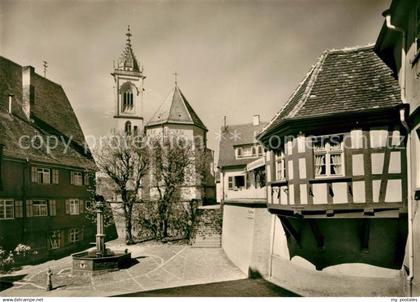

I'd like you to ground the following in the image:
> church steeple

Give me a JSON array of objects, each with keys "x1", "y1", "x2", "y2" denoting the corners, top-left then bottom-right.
[
  {"x1": 112, "y1": 26, "x2": 145, "y2": 136},
  {"x1": 116, "y1": 25, "x2": 142, "y2": 74}
]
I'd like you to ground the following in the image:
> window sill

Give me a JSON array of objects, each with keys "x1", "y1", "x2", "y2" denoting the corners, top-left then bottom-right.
[
  {"x1": 309, "y1": 176, "x2": 351, "y2": 183},
  {"x1": 269, "y1": 180, "x2": 288, "y2": 186}
]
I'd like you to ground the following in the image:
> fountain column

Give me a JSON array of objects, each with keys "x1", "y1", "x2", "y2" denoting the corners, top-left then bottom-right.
[{"x1": 95, "y1": 198, "x2": 105, "y2": 257}]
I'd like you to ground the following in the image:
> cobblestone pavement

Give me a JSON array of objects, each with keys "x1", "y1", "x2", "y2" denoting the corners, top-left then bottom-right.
[{"x1": 1, "y1": 240, "x2": 246, "y2": 297}]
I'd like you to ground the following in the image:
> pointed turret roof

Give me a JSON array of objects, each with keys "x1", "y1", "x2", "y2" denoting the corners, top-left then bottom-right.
[
  {"x1": 116, "y1": 25, "x2": 141, "y2": 73},
  {"x1": 146, "y1": 85, "x2": 208, "y2": 131}
]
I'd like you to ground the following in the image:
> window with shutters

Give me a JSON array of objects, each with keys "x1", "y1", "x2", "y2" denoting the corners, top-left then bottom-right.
[
  {"x1": 32, "y1": 200, "x2": 48, "y2": 217},
  {"x1": 49, "y1": 200, "x2": 56, "y2": 216},
  {"x1": 52, "y1": 169, "x2": 59, "y2": 184},
  {"x1": 69, "y1": 228, "x2": 80, "y2": 243},
  {"x1": 49, "y1": 230, "x2": 61, "y2": 249},
  {"x1": 15, "y1": 200, "x2": 23, "y2": 218},
  {"x1": 227, "y1": 175, "x2": 245, "y2": 190},
  {"x1": 0, "y1": 200, "x2": 14, "y2": 219},
  {"x1": 71, "y1": 171, "x2": 83, "y2": 186},
  {"x1": 32, "y1": 167, "x2": 51, "y2": 184}
]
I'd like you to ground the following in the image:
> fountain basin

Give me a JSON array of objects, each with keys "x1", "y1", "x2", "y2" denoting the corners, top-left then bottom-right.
[{"x1": 72, "y1": 249, "x2": 132, "y2": 275}]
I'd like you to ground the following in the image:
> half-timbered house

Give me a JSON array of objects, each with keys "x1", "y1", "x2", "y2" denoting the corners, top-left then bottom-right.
[{"x1": 256, "y1": 45, "x2": 407, "y2": 295}]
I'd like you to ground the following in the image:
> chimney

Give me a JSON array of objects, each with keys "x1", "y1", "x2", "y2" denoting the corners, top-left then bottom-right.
[
  {"x1": 8, "y1": 94, "x2": 13, "y2": 114},
  {"x1": 253, "y1": 114, "x2": 260, "y2": 126},
  {"x1": 22, "y1": 66, "x2": 35, "y2": 120}
]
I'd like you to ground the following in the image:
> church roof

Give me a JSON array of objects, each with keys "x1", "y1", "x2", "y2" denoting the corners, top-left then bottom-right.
[
  {"x1": 116, "y1": 26, "x2": 141, "y2": 73},
  {"x1": 146, "y1": 85, "x2": 208, "y2": 131}
]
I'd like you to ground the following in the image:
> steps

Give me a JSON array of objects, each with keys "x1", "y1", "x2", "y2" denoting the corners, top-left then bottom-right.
[{"x1": 192, "y1": 234, "x2": 221, "y2": 248}]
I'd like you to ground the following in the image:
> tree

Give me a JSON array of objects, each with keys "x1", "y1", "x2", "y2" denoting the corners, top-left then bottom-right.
[
  {"x1": 94, "y1": 132, "x2": 149, "y2": 244},
  {"x1": 143, "y1": 135, "x2": 211, "y2": 240}
]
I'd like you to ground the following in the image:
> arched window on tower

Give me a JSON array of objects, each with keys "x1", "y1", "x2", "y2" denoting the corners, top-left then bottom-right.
[
  {"x1": 120, "y1": 82, "x2": 135, "y2": 113},
  {"x1": 125, "y1": 121, "x2": 132, "y2": 135}
]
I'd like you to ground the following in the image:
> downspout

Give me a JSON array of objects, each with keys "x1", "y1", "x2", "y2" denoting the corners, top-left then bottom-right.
[
  {"x1": 383, "y1": 11, "x2": 406, "y2": 104},
  {"x1": 383, "y1": 10, "x2": 413, "y2": 296},
  {"x1": 400, "y1": 108, "x2": 414, "y2": 296}
]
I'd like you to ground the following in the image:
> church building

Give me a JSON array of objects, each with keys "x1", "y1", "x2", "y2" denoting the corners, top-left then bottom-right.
[{"x1": 110, "y1": 27, "x2": 216, "y2": 203}]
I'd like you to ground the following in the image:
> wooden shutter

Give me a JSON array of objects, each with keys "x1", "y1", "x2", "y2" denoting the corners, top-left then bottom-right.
[
  {"x1": 26, "y1": 200, "x2": 33, "y2": 217},
  {"x1": 15, "y1": 200, "x2": 23, "y2": 218},
  {"x1": 228, "y1": 177, "x2": 233, "y2": 189},
  {"x1": 49, "y1": 200, "x2": 56, "y2": 216},
  {"x1": 65, "y1": 200, "x2": 70, "y2": 214},
  {"x1": 70, "y1": 172, "x2": 74, "y2": 185},
  {"x1": 79, "y1": 200, "x2": 84, "y2": 214},
  {"x1": 84, "y1": 173, "x2": 89, "y2": 186},
  {"x1": 52, "y1": 169, "x2": 59, "y2": 184},
  {"x1": 31, "y1": 167, "x2": 38, "y2": 183}
]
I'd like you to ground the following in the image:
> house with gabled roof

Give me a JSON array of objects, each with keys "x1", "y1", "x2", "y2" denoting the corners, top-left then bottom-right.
[
  {"x1": 253, "y1": 45, "x2": 408, "y2": 296},
  {"x1": 217, "y1": 115, "x2": 268, "y2": 203},
  {"x1": 0, "y1": 56, "x2": 97, "y2": 260}
]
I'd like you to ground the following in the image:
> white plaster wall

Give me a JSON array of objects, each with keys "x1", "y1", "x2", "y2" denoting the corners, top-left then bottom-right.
[
  {"x1": 222, "y1": 205, "x2": 254, "y2": 274},
  {"x1": 269, "y1": 215, "x2": 403, "y2": 296}
]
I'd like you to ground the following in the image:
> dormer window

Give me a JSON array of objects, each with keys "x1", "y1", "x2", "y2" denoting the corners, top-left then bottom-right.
[
  {"x1": 236, "y1": 147, "x2": 243, "y2": 158},
  {"x1": 313, "y1": 135, "x2": 344, "y2": 177}
]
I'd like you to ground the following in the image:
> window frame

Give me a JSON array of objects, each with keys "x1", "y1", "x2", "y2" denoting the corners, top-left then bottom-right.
[
  {"x1": 33, "y1": 167, "x2": 51, "y2": 184},
  {"x1": 0, "y1": 200, "x2": 14, "y2": 220},
  {"x1": 275, "y1": 150, "x2": 286, "y2": 180},
  {"x1": 71, "y1": 171, "x2": 83, "y2": 186},
  {"x1": 32, "y1": 200, "x2": 48, "y2": 217},
  {"x1": 49, "y1": 230, "x2": 61, "y2": 250},
  {"x1": 69, "y1": 228, "x2": 80, "y2": 243},
  {"x1": 69, "y1": 199, "x2": 80, "y2": 215},
  {"x1": 313, "y1": 135, "x2": 345, "y2": 178}
]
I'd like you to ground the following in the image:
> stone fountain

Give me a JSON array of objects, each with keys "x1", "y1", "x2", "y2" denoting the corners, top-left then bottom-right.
[{"x1": 72, "y1": 196, "x2": 131, "y2": 275}]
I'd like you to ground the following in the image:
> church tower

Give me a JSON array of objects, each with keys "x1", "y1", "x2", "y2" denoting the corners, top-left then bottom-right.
[{"x1": 112, "y1": 26, "x2": 145, "y2": 135}]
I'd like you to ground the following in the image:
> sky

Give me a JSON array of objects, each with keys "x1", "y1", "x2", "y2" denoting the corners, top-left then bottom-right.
[{"x1": 0, "y1": 0, "x2": 390, "y2": 154}]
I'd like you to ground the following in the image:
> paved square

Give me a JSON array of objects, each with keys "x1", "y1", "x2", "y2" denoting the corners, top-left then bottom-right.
[{"x1": 1, "y1": 240, "x2": 246, "y2": 297}]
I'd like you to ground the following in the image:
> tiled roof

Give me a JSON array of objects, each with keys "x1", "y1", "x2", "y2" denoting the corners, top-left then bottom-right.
[
  {"x1": 218, "y1": 122, "x2": 267, "y2": 168},
  {"x1": 258, "y1": 45, "x2": 401, "y2": 138},
  {"x1": 146, "y1": 85, "x2": 208, "y2": 131},
  {"x1": 0, "y1": 56, "x2": 95, "y2": 170}
]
